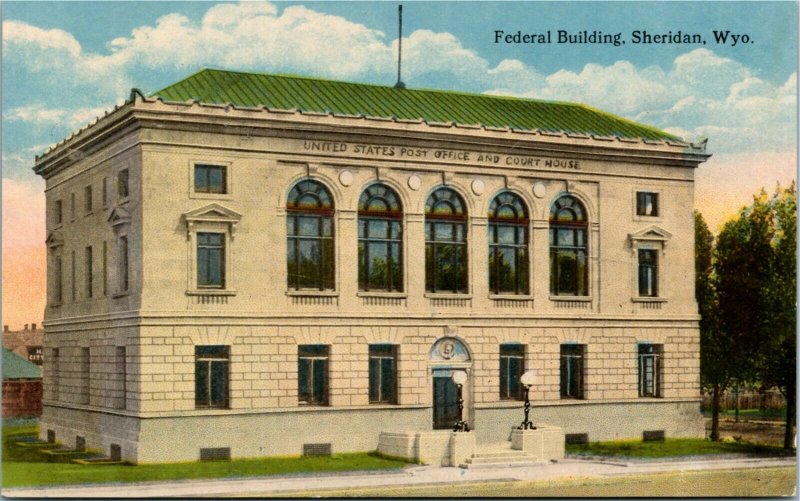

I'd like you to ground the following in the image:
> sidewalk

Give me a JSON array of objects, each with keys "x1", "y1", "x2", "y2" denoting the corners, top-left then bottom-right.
[{"x1": 4, "y1": 455, "x2": 796, "y2": 498}]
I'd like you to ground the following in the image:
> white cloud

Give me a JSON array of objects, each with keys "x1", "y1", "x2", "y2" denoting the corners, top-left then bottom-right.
[
  {"x1": 2, "y1": 2, "x2": 796, "y2": 156},
  {"x1": 543, "y1": 61, "x2": 671, "y2": 114},
  {"x1": 486, "y1": 59, "x2": 545, "y2": 94},
  {"x1": 2, "y1": 1, "x2": 509, "y2": 93},
  {"x1": 12, "y1": 2, "x2": 396, "y2": 83},
  {"x1": 3, "y1": 20, "x2": 127, "y2": 98},
  {"x1": 4, "y1": 104, "x2": 110, "y2": 129},
  {"x1": 2, "y1": 20, "x2": 81, "y2": 57},
  {"x1": 480, "y1": 47, "x2": 796, "y2": 152},
  {"x1": 4, "y1": 105, "x2": 64, "y2": 125},
  {"x1": 671, "y1": 49, "x2": 750, "y2": 99}
]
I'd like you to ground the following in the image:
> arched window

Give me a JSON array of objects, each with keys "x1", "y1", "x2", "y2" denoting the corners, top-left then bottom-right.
[
  {"x1": 425, "y1": 187, "x2": 468, "y2": 293},
  {"x1": 549, "y1": 195, "x2": 588, "y2": 296},
  {"x1": 286, "y1": 179, "x2": 335, "y2": 290},
  {"x1": 488, "y1": 191, "x2": 529, "y2": 295},
  {"x1": 358, "y1": 184, "x2": 403, "y2": 292}
]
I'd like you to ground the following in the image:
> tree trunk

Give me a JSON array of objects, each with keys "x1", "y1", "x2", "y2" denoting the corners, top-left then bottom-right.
[
  {"x1": 734, "y1": 385, "x2": 739, "y2": 423},
  {"x1": 711, "y1": 384, "x2": 721, "y2": 441},
  {"x1": 783, "y1": 387, "x2": 795, "y2": 450}
]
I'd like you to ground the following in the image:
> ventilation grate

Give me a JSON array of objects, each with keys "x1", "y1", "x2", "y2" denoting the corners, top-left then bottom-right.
[
  {"x1": 303, "y1": 443, "x2": 332, "y2": 456},
  {"x1": 47, "y1": 430, "x2": 55, "y2": 443},
  {"x1": 565, "y1": 433, "x2": 589, "y2": 445},
  {"x1": 200, "y1": 447, "x2": 231, "y2": 461},
  {"x1": 110, "y1": 444, "x2": 122, "y2": 462},
  {"x1": 643, "y1": 430, "x2": 665, "y2": 442},
  {"x1": 75, "y1": 436, "x2": 86, "y2": 451}
]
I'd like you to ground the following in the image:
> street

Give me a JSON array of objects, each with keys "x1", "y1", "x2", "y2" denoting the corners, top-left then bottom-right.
[{"x1": 4, "y1": 455, "x2": 795, "y2": 498}]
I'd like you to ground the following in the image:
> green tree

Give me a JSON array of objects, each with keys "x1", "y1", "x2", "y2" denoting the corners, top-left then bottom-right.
[
  {"x1": 758, "y1": 183, "x2": 796, "y2": 449},
  {"x1": 709, "y1": 185, "x2": 796, "y2": 449},
  {"x1": 696, "y1": 211, "x2": 725, "y2": 440},
  {"x1": 711, "y1": 192, "x2": 774, "y2": 439}
]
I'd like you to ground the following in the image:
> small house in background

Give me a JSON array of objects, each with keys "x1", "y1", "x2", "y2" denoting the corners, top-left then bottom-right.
[
  {"x1": 3, "y1": 348, "x2": 43, "y2": 417},
  {"x1": 3, "y1": 323, "x2": 44, "y2": 365}
]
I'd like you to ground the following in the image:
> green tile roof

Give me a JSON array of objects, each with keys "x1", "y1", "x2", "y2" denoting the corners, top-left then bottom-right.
[
  {"x1": 3, "y1": 348, "x2": 41, "y2": 380},
  {"x1": 152, "y1": 69, "x2": 679, "y2": 142}
]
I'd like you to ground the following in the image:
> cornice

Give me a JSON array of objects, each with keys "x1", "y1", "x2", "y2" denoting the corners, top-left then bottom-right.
[
  {"x1": 41, "y1": 311, "x2": 701, "y2": 330},
  {"x1": 33, "y1": 94, "x2": 711, "y2": 178}
]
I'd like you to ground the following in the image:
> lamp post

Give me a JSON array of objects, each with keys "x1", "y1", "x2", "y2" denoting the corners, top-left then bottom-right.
[
  {"x1": 452, "y1": 370, "x2": 470, "y2": 432},
  {"x1": 518, "y1": 370, "x2": 537, "y2": 430}
]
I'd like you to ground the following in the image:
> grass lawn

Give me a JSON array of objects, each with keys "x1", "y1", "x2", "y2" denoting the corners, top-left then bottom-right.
[
  {"x1": 702, "y1": 407, "x2": 787, "y2": 420},
  {"x1": 566, "y1": 437, "x2": 791, "y2": 458},
  {"x1": 2, "y1": 425, "x2": 411, "y2": 488}
]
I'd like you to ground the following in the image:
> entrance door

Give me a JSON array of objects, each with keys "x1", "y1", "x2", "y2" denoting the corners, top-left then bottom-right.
[{"x1": 433, "y1": 375, "x2": 459, "y2": 429}]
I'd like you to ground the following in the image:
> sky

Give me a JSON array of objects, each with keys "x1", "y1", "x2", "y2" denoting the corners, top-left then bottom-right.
[{"x1": 2, "y1": 1, "x2": 797, "y2": 328}]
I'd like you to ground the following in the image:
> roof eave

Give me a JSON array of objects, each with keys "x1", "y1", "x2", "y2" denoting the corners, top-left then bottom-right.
[
  {"x1": 134, "y1": 95, "x2": 709, "y2": 162},
  {"x1": 33, "y1": 100, "x2": 137, "y2": 178}
]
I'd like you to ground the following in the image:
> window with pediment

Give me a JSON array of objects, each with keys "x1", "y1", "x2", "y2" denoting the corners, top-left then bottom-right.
[
  {"x1": 182, "y1": 203, "x2": 241, "y2": 294},
  {"x1": 629, "y1": 225, "x2": 671, "y2": 300}
]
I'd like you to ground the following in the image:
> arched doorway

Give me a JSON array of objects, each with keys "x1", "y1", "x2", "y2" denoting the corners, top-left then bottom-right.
[{"x1": 428, "y1": 337, "x2": 472, "y2": 429}]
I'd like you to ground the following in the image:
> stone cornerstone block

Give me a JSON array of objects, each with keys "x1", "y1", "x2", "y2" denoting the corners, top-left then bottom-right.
[
  {"x1": 449, "y1": 432, "x2": 476, "y2": 467},
  {"x1": 511, "y1": 424, "x2": 565, "y2": 461}
]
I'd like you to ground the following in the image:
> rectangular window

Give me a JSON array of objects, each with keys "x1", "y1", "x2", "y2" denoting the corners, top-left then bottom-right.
[
  {"x1": 71, "y1": 250, "x2": 76, "y2": 301},
  {"x1": 194, "y1": 164, "x2": 227, "y2": 194},
  {"x1": 549, "y1": 226, "x2": 588, "y2": 296},
  {"x1": 638, "y1": 249, "x2": 658, "y2": 297},
  {"x1": 54, "y1": 200, "x2": 63, "y2": 225},
  {"x1": 286, "y1": 215, "x2": 335, "y2": 291},
  {"x1": 636, "y1": 192, "x2": 659, "y2": 217},
  {"x1": 195, "y1": 345, "x2": 229, "y2": 408},
  {"x1": 116, "y1": 346, "x2": 126, "y2": 410},
  {"x1": 84, "y1": 246, "x2": 93, "y2": 298},
  {"x1": 84, "y1": 185, "x2": 93, "y2": 214},
  {"x1": 70, "y1": 193, "x2": 76, "y2": 221},
  {"x1": 425, "y1": 221, "x2": 468, "y2": 293},
  {"x1": 358, "y1": 219, "x2": 403, "y2": 292},
  {"x1": 120, "y1": 236, "x2": 129, "y2": 292},
  {"x1": 51, "y1": 348, "x2": 59, "y2": 401},
  {"x1": 298, "y1": 345, "x2": 329, "y2": 405},
  {"x1": 81, "y1": 347, "x2": 90, "y2": 405},
  {"x1": 197, "y1": 232, "x2": 225, "y2": 288},
  {"x1": 369, "y1": 344, "x2": 397, "y2": 404},
  {"x1": 499, "y1": 344, "x2": 525, "y2": 400},
  {"x1": 102, "y1": 177, "x2": 109, "y2": 207},
  {"x1": 54, "y1": 256, "x2": 63, "y2": 304},
  {"x1": 118, "y1": 169, "x2": 129, "y2": 199},
  {"x1": 102, "y1": 241, "x2": 108, "y2": 296},
  {"x1": 638, "y1": 344, "x2": 663, "y2": 398},
  {"x1": 489, "y1": 223, "x2": 529, "y2": 295},
  {"x1": 560, "y1": 344, "x2": 585, "y2": 399}
]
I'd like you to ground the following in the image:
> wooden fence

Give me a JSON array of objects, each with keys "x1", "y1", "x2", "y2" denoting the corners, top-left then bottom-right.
[{"x1": 701, "y1": 388, "x2": 785, "y2": 411}]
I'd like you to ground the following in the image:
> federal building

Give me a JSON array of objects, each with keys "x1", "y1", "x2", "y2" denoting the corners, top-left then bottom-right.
[{"x1": 35, "y1": 69, "x2": 709, "y2": 463}]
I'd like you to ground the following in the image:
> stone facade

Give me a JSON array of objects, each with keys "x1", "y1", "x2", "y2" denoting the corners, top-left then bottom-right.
[{"x1": 36, "y1": 78, "x2": 708, "y2": 463}]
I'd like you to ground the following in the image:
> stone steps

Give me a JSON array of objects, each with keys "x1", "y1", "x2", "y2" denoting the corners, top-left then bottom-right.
[
  {"x1": 459, "y1": 442, "x2": 545, "y2": 468},
  {"x1": 72, "y1": 456, "x2": 125, "y2": 465},
  {"x1": 471, "y1": 450, "x2": 528, "y2": 459}
]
